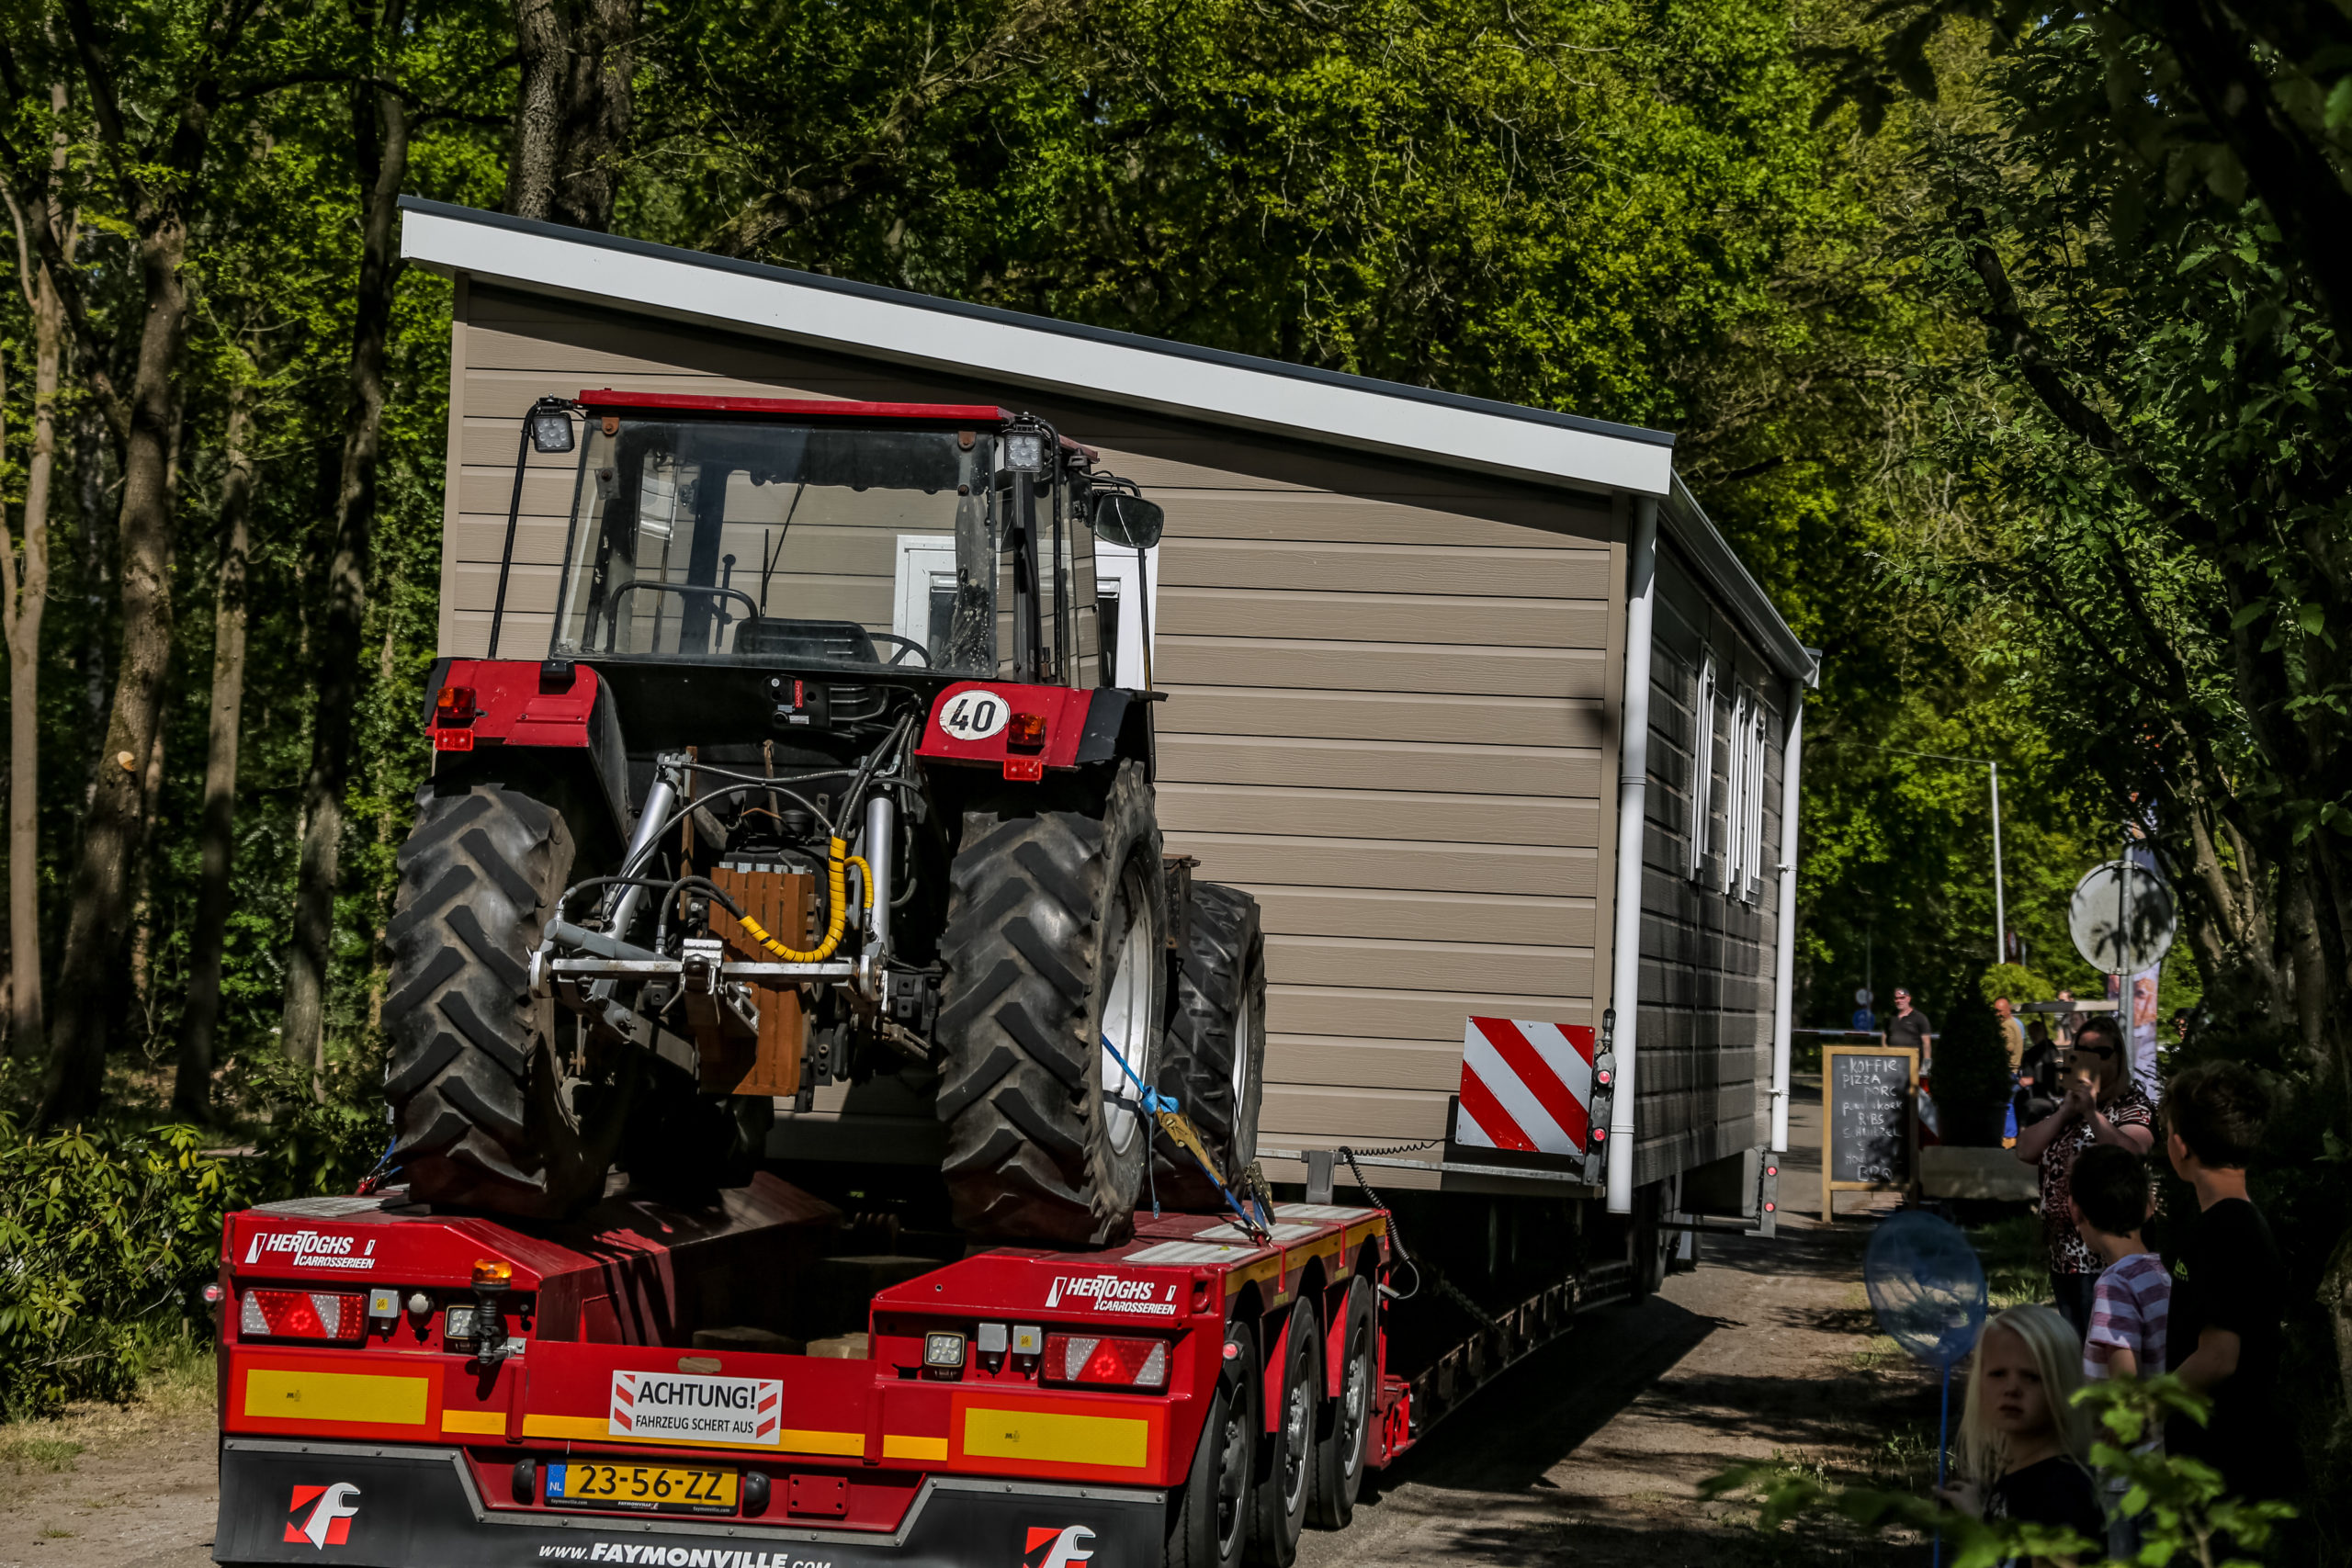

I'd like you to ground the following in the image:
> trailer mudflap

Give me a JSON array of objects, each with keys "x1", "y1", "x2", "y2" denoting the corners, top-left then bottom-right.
[{"x1": 219, "y1": 1438, "x2": 1165, "y2": 1568}]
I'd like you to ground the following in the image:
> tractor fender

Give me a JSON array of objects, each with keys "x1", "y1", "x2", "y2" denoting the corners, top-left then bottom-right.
[
  {"x1": 423, "y1": 657, "x2": 632, "y2": 845},
  {"x1": 916, "y1": 682, "x2": 1155, "y2": 778}
]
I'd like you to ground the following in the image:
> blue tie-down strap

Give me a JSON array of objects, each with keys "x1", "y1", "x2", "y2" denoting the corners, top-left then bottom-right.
[{"x1": 1102, "y1": 1034, "x2": 1273, "y2": 1242}]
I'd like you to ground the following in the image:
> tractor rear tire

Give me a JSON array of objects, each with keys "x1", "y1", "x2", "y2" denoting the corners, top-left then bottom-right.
[
  {"x1": 934, "y1": 761, "x2": 1167, "y2": 1247},
  {"x1": 1153, "y1": 883, "x2": 1266, "y2": 1210},
  {"x1": 383, "y1": 784, "x2": 621, "y2": 1217}
]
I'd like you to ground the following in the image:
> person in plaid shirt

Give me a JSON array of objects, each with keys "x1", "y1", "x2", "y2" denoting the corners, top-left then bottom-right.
[{"x1": 2012, "y1": 1015, "x2": 2156, "y2": 1336}]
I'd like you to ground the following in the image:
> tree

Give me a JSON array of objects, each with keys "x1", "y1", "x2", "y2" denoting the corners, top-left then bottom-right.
[{"x1": 504, "y1": 0, "x2": 639, "y2": 231}]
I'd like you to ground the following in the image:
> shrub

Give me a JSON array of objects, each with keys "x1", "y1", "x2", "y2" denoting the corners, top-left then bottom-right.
[{"x1": 1976, "y1": 963, "x2": 2052, "y2": 1007}]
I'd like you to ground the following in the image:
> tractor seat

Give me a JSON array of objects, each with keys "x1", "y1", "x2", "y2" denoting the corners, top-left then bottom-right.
[{"x1": 735, "y1": 617, "x2": 880, "y2": 663}]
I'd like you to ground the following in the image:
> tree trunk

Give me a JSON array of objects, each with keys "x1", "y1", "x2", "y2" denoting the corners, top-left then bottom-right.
[
  {"x1": 280, "y1": 61, "x2": 411, "y2": 1072},
  {"x1": 39, "y1": 213, "x2": 191, "y2": 1125},
  {"x1": 504, "y1": 0, "x2": 641, "y2": 231},
  {"x1": 175, "y1": 381, "x2": 254, "y2": 1119},
  {"x1": 1, "y1": 263, "x2": 61, "y2": 1061}
]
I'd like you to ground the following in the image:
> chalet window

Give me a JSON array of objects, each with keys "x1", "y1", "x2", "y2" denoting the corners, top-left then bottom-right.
[
  {"x1": 1721, "y1": 686, "x2": 1748, "y2": 895},
  {"x1": 1688, "y1": 654, "x2": 1716, "y2": 880}
]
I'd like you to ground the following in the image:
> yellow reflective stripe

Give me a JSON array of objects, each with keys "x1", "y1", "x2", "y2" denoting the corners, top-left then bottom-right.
[
  {"x1": 961, "y1": 1408, "x2": 1148, "y2": 1469},
  {"x1": 442, "y1": 1409, "x2": 504, "y2": 1436},
  {"x1": 244, "y1": 1370, "x2": 429, "y2": 1427},
  {"x1": 882, "y1": 1434, "x2": 949, "y2": 1462}
]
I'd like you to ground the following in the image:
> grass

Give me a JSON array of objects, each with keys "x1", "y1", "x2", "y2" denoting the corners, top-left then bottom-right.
[
  {"x1": 1966, "y1": 1213, "x2": 2047, "y2": 1311},
  {"x1": 0, "y1": 1434, "x2": 85, "y2": 1472},
  {"x1": 0, "y1": 1334, "x2": 215, "y2": 1480}
]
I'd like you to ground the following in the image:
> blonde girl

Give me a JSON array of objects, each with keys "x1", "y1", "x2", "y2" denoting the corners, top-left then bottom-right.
[{"x1": 1937, "y1": 1306, "x2": 2104, "y2": 1559}]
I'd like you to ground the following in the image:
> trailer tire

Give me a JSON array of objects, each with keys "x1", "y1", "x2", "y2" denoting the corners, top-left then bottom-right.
[
  {"x1": 1308, "y1": 1276, "x2": 1375, "y2": 1529},
  {"x1": 1153, "y1": 884, "x2": 1265, "y2": 1210},
  {"x1": 1247, "y1": 1298, "x2": 1319, "y2": 1567},
  {"x1": 1167, "y1": 1322, "x2": 1256, "y2": 1568},
  {"x1": 383, "y1": 784, "x2": 622, "y2": 1217},
  {"x1": 935, "y1": 761, "x2": 1167, "y2": 1246}
]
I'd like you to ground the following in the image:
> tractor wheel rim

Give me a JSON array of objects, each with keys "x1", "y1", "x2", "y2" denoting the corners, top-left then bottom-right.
[
  {"x1": 1100, "y1": 873, "x2": 1151, "y2": 1155},
  {"x1": 1231, "y1": 990, "x2": 1253, "y2": 1113}
]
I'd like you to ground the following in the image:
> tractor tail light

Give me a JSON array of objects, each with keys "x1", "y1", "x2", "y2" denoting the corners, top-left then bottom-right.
[
  {"x1": 435, "y1": 683, "x2": 479, "y2": 725},
  {"x1": 241, "y1": 1289, "x2": 367, "y2": 1342},
  {"x1": 1042, "y1": 1332, "x2": 1168, "y2": 1390}
]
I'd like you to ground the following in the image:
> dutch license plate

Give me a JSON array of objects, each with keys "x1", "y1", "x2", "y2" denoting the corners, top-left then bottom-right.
[{"x1": 547, "y1": 1461, "x2": 738, "y2": 1514}]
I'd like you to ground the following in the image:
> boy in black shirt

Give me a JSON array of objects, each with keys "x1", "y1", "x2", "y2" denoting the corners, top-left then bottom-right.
[{"x1": 2162, "y1": 1062, "x2": 2287, "y2": 1503}]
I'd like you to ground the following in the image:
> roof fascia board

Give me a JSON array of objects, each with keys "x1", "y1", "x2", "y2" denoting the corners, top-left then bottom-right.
[
  {"x1": 401, "y1": 204, "x2": 1676, "y2": 498},
  {"x1": 1663, "y1": 473, "x2": 1817, "y2": 684}
]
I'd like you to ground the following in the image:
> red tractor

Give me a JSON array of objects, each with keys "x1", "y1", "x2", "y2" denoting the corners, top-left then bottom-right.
[{"x1": 390, "y1": 391, "x2": 1265, "y2": 1246}]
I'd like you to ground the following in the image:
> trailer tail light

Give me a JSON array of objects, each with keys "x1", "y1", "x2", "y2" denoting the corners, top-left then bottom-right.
[
  {"x1": 241, "y1": 1289, "x2": 366, "y2": 1343},
  {"x1": 1042, "y1": 1333, "x2": 1168, "y2": 1391}
]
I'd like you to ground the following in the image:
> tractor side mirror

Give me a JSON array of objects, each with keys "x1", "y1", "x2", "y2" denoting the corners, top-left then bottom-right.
[{"x1": 1092, "y1": 492, "x2": 1164, "y2": 551}]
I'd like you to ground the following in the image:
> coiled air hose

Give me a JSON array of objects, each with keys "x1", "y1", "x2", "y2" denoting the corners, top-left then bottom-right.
[{"x1": 734, "y1": 838, "x2": 875, "y2": 962}]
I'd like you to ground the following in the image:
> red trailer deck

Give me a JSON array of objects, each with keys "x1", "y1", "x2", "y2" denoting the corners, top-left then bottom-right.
[{"x1": 212, "y1": 1178, "x2": 1405, "y2": 1568}]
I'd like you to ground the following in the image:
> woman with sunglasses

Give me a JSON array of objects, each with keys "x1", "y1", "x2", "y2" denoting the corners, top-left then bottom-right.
[{"x1": 2013, "y1": 1015, "x2": 2156, "y2": 1337}]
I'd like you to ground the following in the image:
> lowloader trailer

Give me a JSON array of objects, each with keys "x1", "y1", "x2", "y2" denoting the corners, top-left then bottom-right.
[{"x1": 210, "y1": 1173, "x2": 1630, "y2": 1568}]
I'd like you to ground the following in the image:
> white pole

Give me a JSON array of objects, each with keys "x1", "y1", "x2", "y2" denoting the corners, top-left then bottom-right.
[
  {"x1": 1989, "y1": 762, "x2": 2006, "y2": 967},
  {"x1": 1605, "y1": 497, "x2": 1659, "y2": 1216},
  {"x1": 1769, "y1": 680, "x2": 1806, "y2": 1155}
]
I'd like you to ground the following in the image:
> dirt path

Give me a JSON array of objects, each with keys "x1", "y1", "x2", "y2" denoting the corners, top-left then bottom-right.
[{"x1": 2, "y1": 1077, "x2": 1932, "y2": 1568}]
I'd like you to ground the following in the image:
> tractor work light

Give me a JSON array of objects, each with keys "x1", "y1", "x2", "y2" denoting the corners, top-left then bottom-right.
[
  {"x1": 526, "y1": 398, "x2": 576, "y2": 454},
  {"x1": 1002, "y1": 430, "x2": 1046, "y2": 473},
  {"x1": 923, "y1": 1331, "x2": 967, "y2": 1373},
  {"x1": 242, "y1": 1289, "x2": 367, "y2": 1343},
  {"x1": 1042, "y1": 1333, "x2": 1169, "y2": 1391}
]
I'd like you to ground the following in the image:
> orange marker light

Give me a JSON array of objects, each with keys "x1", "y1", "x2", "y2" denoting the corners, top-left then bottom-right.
[
  {"x1": 436, "y1": 684, "x2": 479, "y2": 725},
  {"x1": 472, "y1": 1258, "x2": 514, "y2": 1288},
  {"x1": 1005, "y1": 711, "x2": 1047, "y2": 752}
]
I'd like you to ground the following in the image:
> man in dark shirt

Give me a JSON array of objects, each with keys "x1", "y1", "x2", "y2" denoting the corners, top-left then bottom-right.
[
  {"x1": 2163, "y1": 1061, "x2": 2287, "y2": 1502},
  {"x1": 1886, "y1": 987, "x2": 1933, "y2": 1067}
]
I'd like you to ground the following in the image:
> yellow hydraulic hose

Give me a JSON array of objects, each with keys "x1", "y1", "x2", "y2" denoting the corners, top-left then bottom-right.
[{"x1": 738, "y1": 837, "x2": 866, "y2": 962}]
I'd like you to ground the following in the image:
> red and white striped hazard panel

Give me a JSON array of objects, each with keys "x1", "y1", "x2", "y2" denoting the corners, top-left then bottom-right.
[{"x1": 1453, "y1": 1016, "x2": 1597, "y2": 1156}]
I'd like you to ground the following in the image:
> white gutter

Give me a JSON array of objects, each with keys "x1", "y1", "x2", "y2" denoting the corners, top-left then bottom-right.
[
  {"x1": 399, "y1": 203, "x2": 1676, "y2": 498},
  {"x1": 1768, "y1": 675, "x2": 1809, "y2": 1154},
  {"x1": 1605, "y1": 497, "x2": 1659, "y2": 1215}
]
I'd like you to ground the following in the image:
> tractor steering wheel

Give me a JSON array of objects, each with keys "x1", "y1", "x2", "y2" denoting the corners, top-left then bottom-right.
[{"x1": 871, "y1": 633, "x2": 933, "y2": 667}]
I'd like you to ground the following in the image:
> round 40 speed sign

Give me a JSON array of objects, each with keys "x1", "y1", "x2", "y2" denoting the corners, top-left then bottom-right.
[{"x1": 938, "y1": 689, "x2": 1012, "y2": 741}]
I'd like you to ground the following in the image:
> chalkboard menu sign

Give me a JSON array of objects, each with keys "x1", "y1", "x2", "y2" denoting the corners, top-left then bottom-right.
[{"x1": 1823, "y1": 1045, "x2": 1917, "y2": 1220}]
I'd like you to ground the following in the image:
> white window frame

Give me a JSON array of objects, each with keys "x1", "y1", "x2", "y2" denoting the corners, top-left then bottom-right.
[
  {"x1": 892, "y1": 534, "x2": 958, "y2": 654},
  {"x1": 1688, "y1": 654, "x2": 1716, "y2": 880},
  {"x1": 1721, "y1": 685, "x2": 1749, "y2": 895},
  {"x1": 1742, "y1": 701, "x2": 1769, "y2": 903},
  {"x1": 1092, "y1": 541, "x2": 1159, "y2": 689}
]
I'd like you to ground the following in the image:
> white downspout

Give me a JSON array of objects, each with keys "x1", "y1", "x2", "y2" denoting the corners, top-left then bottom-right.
[
  {"x1": 1605, "y1": 497, "x2": 1659, "y2": 1215},
  {"x1": 1769, "y1": 676, "x2": 1807, "y2": 1154}
]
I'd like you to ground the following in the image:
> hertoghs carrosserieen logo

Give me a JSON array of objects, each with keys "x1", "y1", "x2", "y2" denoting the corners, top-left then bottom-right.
[
  {"x1": 283, "y1": 1483, "x2": 361, "y2": 1547},
  {"x1": 1022, "y1": 1525, "x2": 1096, "y2": 1568}
]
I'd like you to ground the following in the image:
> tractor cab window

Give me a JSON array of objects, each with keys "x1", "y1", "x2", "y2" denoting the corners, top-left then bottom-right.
[{"x1": 550, "y1": 420, "x2": 997, "y2": 674}]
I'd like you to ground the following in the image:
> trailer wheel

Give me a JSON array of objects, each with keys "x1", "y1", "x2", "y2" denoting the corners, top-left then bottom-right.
[
  {"x1": 935, "y1": 761, "x2": 1168, "y2": 1245},
  {"x1": 1167, "y1": 1322, "x2": 1256, "y2": 1568},
  {"x1": 383, "y1": 784, "x2": 623, "y2": 1217},
  {"x1": 1308, "y1": 1275, "x2": 1375, "y2": 1528},
  {"x1": 1153, "y1": 884, "x2": 1266, "y2": 1209},
  {"x1": 1247, "y1": 1298, "x2": 1319, "y2": 1567}
]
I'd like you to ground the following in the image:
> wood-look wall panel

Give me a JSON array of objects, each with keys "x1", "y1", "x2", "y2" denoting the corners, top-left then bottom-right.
[
  {"x1": 1152, "y1": 491, "x2": 1608, "y2": 547},
  {"x1": 1266, "y1": 934, "x2": 1592, "y2": 996},
  {"x1": 1158, "y1": 587, "x2": 1607, "y2": 649},
  {"x1": 1156, "y1": 734, "x2": 1600, "y2": 797},
  {"x1": 1264, "y1": 1036, "x2": 1467, "y2": 1092},
  {"x1": 1266, "y1": 984, "x2": 1591, "y2": 1041},
  {"x1": 1162, "y1": 538, "x2": 1609, "y2": 599},
  {"x1": 1241, "y1": 886, "x2": 1594, "y2": 948},
  {"x1": 1168, "y1": 832, "x2": 1596, "y2": 898},
  {"x1": 1157, "y1": 782, "x2": 1597, "y2": 847},
  {"x1": 1155, "y1": 637, "x2": 1603, "y2": 699},
  {"x1": 1154, "y1": 688, "x2": 1605, "y2": 748},
  {"x1": 1260, "y1": 1085, "x2": 1452, "y2": 1140}
]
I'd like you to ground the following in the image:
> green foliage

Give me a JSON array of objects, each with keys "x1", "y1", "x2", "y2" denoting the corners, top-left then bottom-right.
[
  {"x1": 1707, "y1": 1377, "x2": 2294, "y2": 1568},
  {"x1": 1933, "y1": 996, "x2": 2016, "y2": 1146},
  {"x1": 0, "y1": 1113, "x2": 229, "y2": 1420},
  {"x1": 1979, "y1": 964, "x2": 2052, "y2": 1006}
]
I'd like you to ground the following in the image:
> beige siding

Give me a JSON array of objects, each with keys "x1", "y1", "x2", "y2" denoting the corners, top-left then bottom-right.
[{"x1": 445, "y1": 285, "x2": 1619, "y2": 1173}]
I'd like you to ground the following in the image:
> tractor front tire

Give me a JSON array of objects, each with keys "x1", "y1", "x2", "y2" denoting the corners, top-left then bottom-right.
[
  {"x1": 383, "y1": 784, "x2": 621, "y2": 1217},
  {"x1": 934, "y1": 761, "x2": 1167, "y2": 1246},
  {"x1": 1154, "y1": 883, "x2": 1266, "y2": 1210}
]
